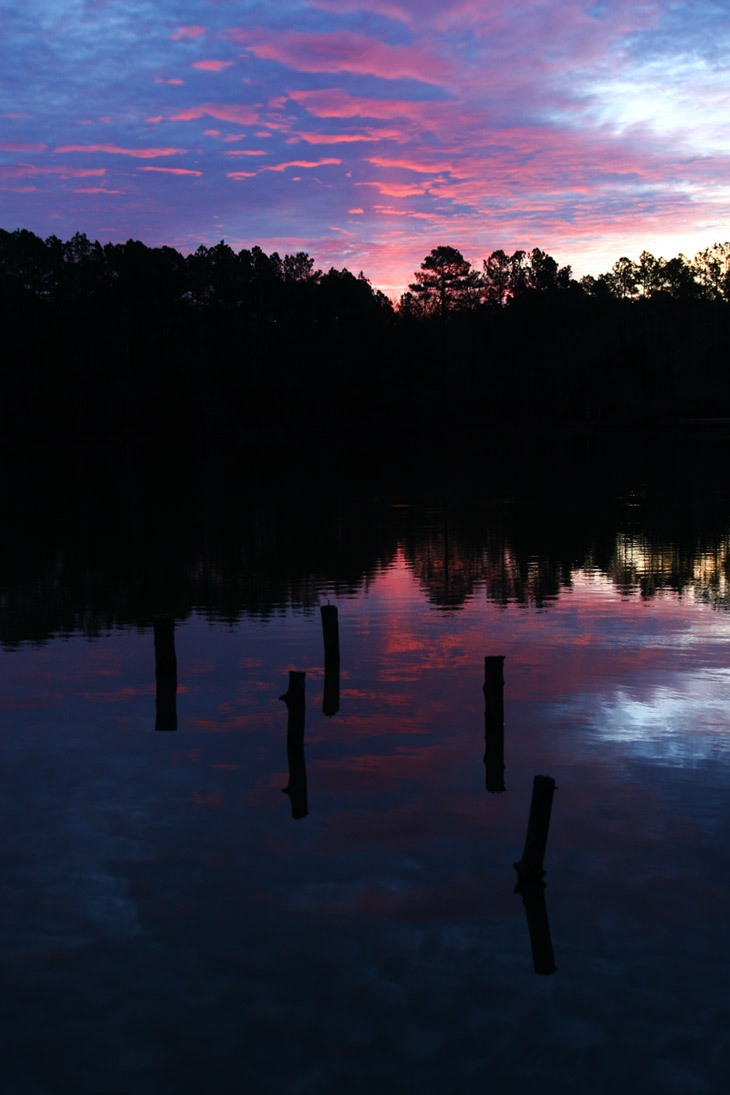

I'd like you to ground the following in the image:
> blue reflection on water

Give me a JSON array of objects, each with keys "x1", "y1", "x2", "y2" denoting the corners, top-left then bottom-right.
[{"x1": 2, "y1": 555, "x2": 730, "y2": 1093}]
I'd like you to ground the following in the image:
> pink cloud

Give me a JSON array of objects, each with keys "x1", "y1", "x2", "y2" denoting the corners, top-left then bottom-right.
[
  {"x1": 365, "y1": 154, "x2": 464, "y2": 175},
  {"x1": 224, "y1": 149, "x2": 267, "y2": 157},
  {"x1": 155, "y1": 77, "x2": 185, "y2": 86},
  {"x1": 228, "y1": 28, "x2": 450, "y2": 83},
  {"x1": 307, "y1": 0, "x2": 563, "y2": 33},
  {"x1": 359, "y1": 180, "x2": 429, "y2": 197},
  {"x1": 349, "y1": 208, "x2": 364, "y2": 214},
  {"x1": 227, "y1": 157, "x2": 341, "y2": 180},
  {"x1": 302, "y1": 0, "x2": 660, "y2": 45},
  {"x1": 169, "y1": 104, "x2": 259, "y2": 125},
  {"x1": 297, "y1": 129, "x2": 404, "y2": 144},
  {"x1": 55, "y1": 144, "x2": 186, "y2": 158},
  {"x1": 308, "y1": 0, "x2": 413, "y2": 20},
  {"x1": 140, "y1": 167, "x2": 203, "y2": 176},
  {"x1": 0, "y1": 165, "x2": 105, "y2": 179},
  {"x1": 192, "y1": 60, "x2": 234, "y2": 72},
  {"x1": 286, "y1": 88, "x2": 442, "y2": 122},
  {"x1": 266, "y1": 158, "x2": 341, "y2": 172},
  {"x1": 0, "y1": 141, "x2": 47, "y2": 152},
  {"x1": 374, "y1": 204, "x2": 437, "y2": 219},
  {"x1": 171, "y1": 25, "x2": 205, "y2": 40}
]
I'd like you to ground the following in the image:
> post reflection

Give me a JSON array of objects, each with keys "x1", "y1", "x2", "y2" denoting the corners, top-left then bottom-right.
[
  {"x1": 483, "y1": 655, "x2": 505, "y2": 792},
  {"x1": 153, "y1": 613, "x2": 177, "y2": 731},
  {"x1": 514, "y1": 877, "x2": 557, "y2": 975},
  {"x1": 279, "y1": 670, "x2": 308, "y2": 819},
  {"x1": 514, "y1": 775, "x2": 558, "y2": 974},
  {"x1": 321, "y1": 603, "x2": 340, "y2": 717}
]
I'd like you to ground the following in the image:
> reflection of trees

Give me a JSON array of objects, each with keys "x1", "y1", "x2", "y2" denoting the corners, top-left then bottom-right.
[
  {"x1": 403, "y1": 513, "x2": 489, "y2": 609},
  {"x1": 0, "y1": 447, "x2": 400, "y2": 648},
  {"x1": 396, "y1": 492, "x2": 730, "y2": 613},
  {"x1": 405, "y1": 528, "x2": 572, "y2": 610},
  {"x1": 4, "y1": 445, "x2": 730, "y2": 646},
  {"x1": 608, "y1": 532, "x2": 730, "y2": 606},
  {"x1": 401, "y1": 504, "x2": 582, "y2": 610}
]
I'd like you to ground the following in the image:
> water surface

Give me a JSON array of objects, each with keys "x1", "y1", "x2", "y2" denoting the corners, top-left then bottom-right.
[{"x1": 2, "y1": 448, "x2": 730, "y2": 1093}]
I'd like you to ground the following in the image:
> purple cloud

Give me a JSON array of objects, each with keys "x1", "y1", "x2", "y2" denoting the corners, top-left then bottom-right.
[
  {"x1": 170, "y1": 25, "x2": 206, "y2": 41},
  {"x1": 226, "y1": 26, "x2": 452, "y2": 83}
]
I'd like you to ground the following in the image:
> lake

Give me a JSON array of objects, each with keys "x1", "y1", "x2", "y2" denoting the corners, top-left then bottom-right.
[{"x1": 2, "y1": 433, "x2": 730, "y2": 1093}]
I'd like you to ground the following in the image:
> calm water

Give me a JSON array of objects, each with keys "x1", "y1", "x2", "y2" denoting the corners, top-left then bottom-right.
[{"x1": 2, "y1": 445, "x2": 730, "y2": 1093}]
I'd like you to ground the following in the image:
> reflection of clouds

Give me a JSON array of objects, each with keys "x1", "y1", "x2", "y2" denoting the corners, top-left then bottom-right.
[
  {"x1": 555, "y1": 669, "x2": 730, "y2": 765},
  {"x1": 5, "y1": 554, "x2": 730, "y2": 1090},
  {"x1": 0, "y1": 793, "x2": 142, "y2": 957}
]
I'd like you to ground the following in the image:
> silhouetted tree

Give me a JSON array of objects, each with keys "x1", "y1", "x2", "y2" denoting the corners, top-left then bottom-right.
[
  {"x1": 283, "y1": 251, "x2": 320, "y2": 282},
  {"x1": 579, "y1": 272, "x2": 613, "y2": 298},
  {"x1": 693, "y1": 242, "x2": 730, "y2": 302},
  {"x1": 407, "y1": 245, "x2": 480, "y2": 316},
  {"x1": 608, "y1": 256, "x2": 639, "y2": 299},
  {"x1": 524, "y1": 247, "x2": 572, "y2": 293},
  {"x1": 481, "y1": 249, "x2": 513, "y2": 306}
]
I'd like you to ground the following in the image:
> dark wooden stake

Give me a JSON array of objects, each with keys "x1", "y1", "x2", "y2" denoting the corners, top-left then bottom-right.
[
  {"x1": 321, "y1": 604, "x2": 340, "y2": 717},
  {"x1": 153, "y1": 613, "x2": 177, "y2": 731},
  {"x1": 279, "y1": 670, "x2": 308, "y2": 819},
  {"x1": 483, "y1": 655, "x2": 505, "y2": 792}
]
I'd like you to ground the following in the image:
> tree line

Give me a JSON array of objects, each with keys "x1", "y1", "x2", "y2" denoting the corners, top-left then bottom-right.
[
  {"x1": 0, "y1": 227, "x2": 392, "y2": 317},
  {"x1": 2, "y1": 226, "x2": 730, "y2": 442},
  {"x1": 401, "y1": 242, "x2": 730, "y2": 315},
  {"x1": 3, "y1": 228, "x2": 728, "y2": 313}
]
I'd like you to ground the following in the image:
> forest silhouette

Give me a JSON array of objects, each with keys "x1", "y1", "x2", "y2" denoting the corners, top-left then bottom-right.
[{"x1": 2, "y1": 227, "x2": 730, "y2": 442}]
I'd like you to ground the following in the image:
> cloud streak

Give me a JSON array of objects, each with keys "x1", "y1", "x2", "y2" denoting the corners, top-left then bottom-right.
[
  {"x1": 0, "y1": 165, "x2": 106, "y2": 179},
  {"x1": 55, "y1": 144, "x2": 187, "y2": 159},
  {"x1": 140, "y1": 166, "x2": 202, "y2": 176},
  {"x1": 227, "y1": 158, "x2": 342, "y2": 180},
  {"x1": 192, "y1": 60, "x2": 233, "y2": 72},
  {"x1": 165, "y1": 104, "x2": 260, "y2": 125}
]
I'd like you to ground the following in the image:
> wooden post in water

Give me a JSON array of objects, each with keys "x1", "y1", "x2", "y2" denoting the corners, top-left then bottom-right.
[
  {"x1": 153, "y1": 613, "x2": 177, "y2": 731},
  {"x1": 514, "y1": 775, "x2": 556, "y2": 880},
  {"x1": 321, "y1": 604, "x2": 340, "y2": 717},
  {"x1": 279, "y1": 670, "x2": 308, "y2": 819},
  {"x1": 483, "y1": 655, "x2": 506, "y2": 792}
]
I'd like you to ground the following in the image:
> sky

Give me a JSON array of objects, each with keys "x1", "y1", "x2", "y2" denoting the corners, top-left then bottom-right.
[{"x1": 2, "y1": 0, "x2": 730, "y2": 297}]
